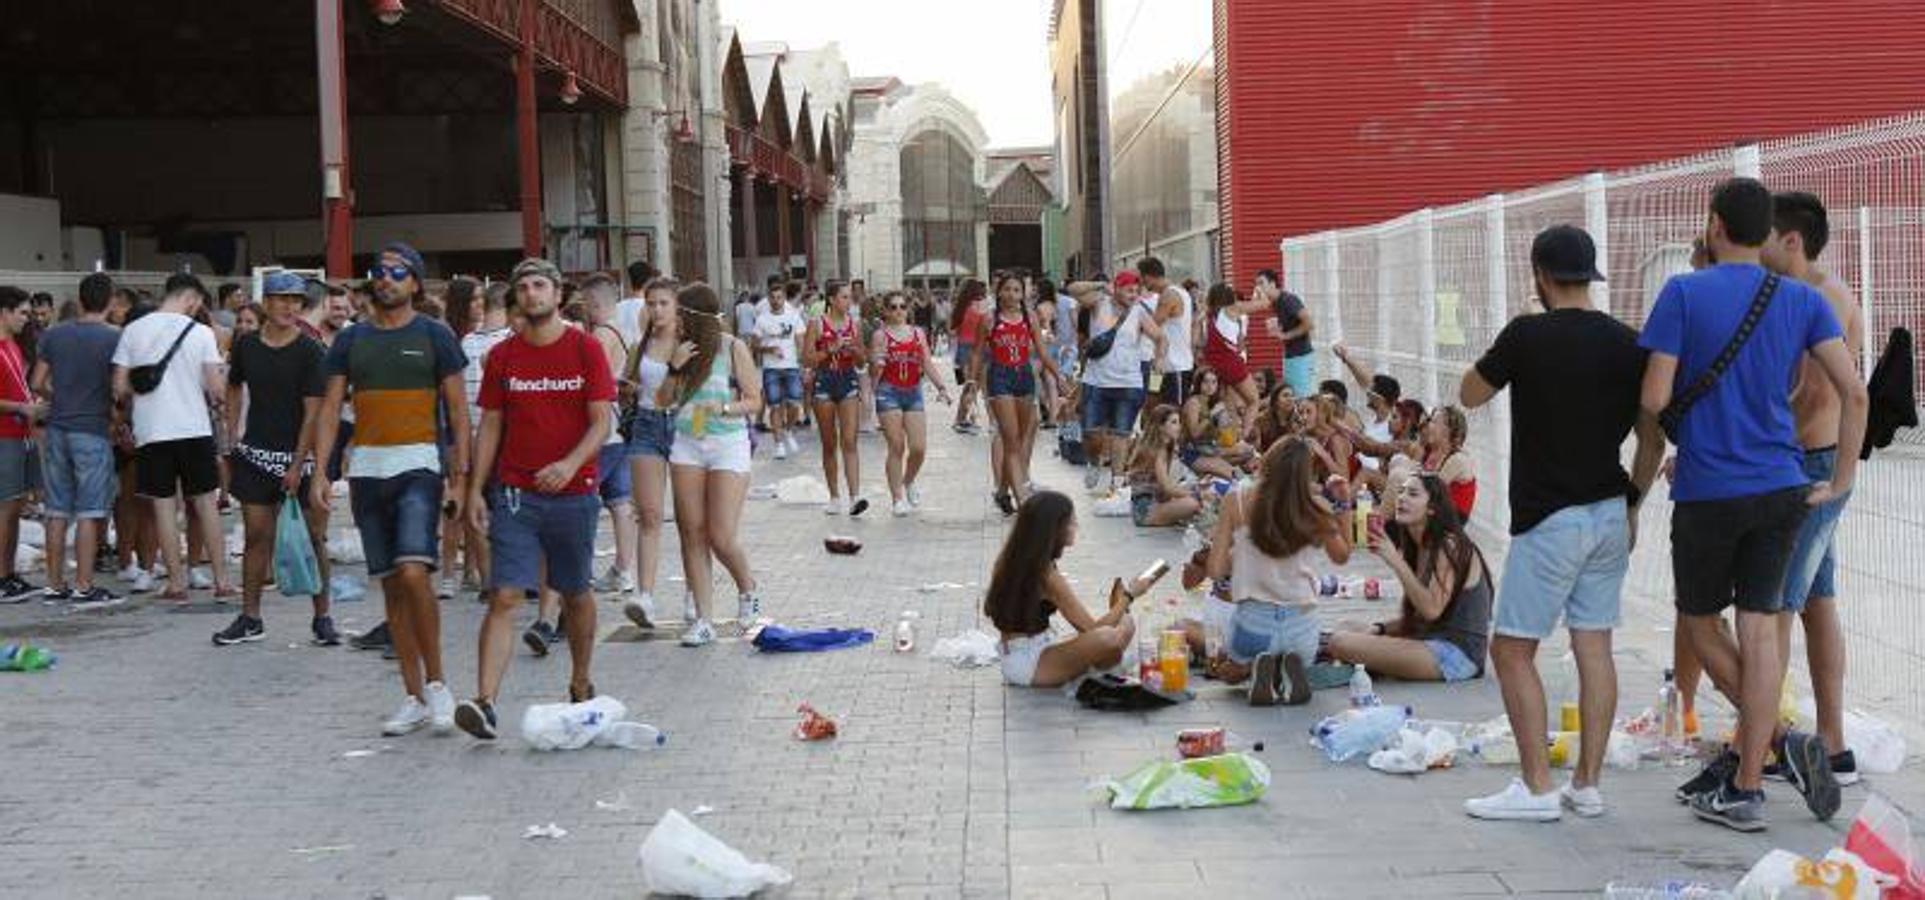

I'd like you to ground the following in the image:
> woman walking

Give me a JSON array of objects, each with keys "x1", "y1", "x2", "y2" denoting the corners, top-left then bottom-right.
[
  {"x1": 869, "y1": 290, "x2": 952, "y2": 516},
  {"x1": 949, "y1": 280, "x2": 991, "y2": 434},
  {"x1": 971, "y1": 274, "x2": 1061, "y2": 514},
  {"x1": 804, "y1": 281, "x2": 870, "y2": 516},
  {"x1": 621, "y1": 277, "x2": 689, "y2": 629}
]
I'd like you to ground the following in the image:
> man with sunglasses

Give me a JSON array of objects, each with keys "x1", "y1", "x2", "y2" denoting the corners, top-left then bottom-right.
[{"x1": 311, "y1": 242, "x2": 471, "y2": 737}]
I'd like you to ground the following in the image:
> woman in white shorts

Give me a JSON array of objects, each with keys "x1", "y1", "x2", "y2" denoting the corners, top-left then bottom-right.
[
  {"x1": 983, "y1": 490, "x2": 1155, "y2": 688},
  {"x1": 660, "y1": 283, "x2": 763, "y2": 647}
]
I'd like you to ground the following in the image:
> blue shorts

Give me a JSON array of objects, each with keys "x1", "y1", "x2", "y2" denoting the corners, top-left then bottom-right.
[
  {"x1": 597, "y1": 442, "x2": 631, "y2": 503},
  {"x1": 1493, "y1": 497, "x2": 1628, "y2": 640},
  {"x1": 1130, "y1": 491, "x2": 1156, "y2": 526},
  {"x1": 625, "y1": 408, "x2": 674, "y2": 460},
  {"x1": 39, "y1": 428, "x2": 117, "y2": 519},
  {"x1": 1226, "y1": 602, "x2": 1320, "y2": 665},
  {"x1": 814, "y1": 368, "x2": 860, "y2": 403},
  {"x1": 875, "y1": 382, "x2": 925, "y2": 414},
  {"x1": 763, "y1": 368, "x2": 803, "y2": 407},
  {"x1": 1424, "y1": 640, "x2": 1481, "y2": 682},
  {"x1": 986, "y1": 362, "x2": 1035, "y2": 399},
  {"x1": 488, "y1": 488, "x2": 599, "y2": 595},
  {"x1": 349, "y1": 470, "x2": 444, "y2": 579},
  {"x1": 1283, "y1": 353, "x2": 1315, "y2": 398},
  {"x1": 1781, "y1": 447, "x2": 1848, "y2": 610},
  {"x1": 1081, "y1": 385, "x2": 1146, "y2": 435}
]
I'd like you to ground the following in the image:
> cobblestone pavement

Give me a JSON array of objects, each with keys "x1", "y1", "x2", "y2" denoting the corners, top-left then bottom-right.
[{"x1": 3, "y1": 420, "x2": 1920, "y2": 899}]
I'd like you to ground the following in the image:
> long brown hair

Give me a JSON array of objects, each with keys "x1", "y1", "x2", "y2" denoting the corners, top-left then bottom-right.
[
  {"x1": 1129, "y1": 404, "x2": 1181, "y2": 475},
  {"x1": 1388, "y1": 474, "x2": 1483, "y2": 635},
  {"x1": 1205, "y1": 281, "x2": 1239, "y2": 315},
  {"x1": 949, "y1": 278, "x2": 986, "y2": 333},
  {"x1": 983, "y1": 491, "x2": 1076, "y2": 635},
  {"x1": 663, "y1": 282, "x2": 727, "y2": 407},
  {"x1": 1246, "y1": 438, "x2": 1335, "y2": 558},
  {"x1": 627, "y1": 276, "x2": 680, "y2": 386}
]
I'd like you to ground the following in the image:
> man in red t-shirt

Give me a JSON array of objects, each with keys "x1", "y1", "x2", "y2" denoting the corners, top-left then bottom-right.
[
  {"x1": 0, "y1": 288, "x2": 44, "y2": 601},
  {"x1": 455, "y1": 257, "x2": 615, "y2": 740}
]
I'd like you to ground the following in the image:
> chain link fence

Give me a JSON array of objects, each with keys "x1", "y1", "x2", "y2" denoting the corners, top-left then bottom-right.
[{"x1": 1282, "y1": 112, "x2": 1925, "y2": 733}]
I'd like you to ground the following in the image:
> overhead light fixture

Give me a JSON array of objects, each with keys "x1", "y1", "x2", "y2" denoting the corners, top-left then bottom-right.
[
  {"x1": 370, "y1": 0, "x2": 406, "y2": 26},
  {"x1": 674, "y1": 111, "x2": 695, "y2": 143},
  {"x1": 560, "y1": 71, "x2": 582, "y2": 105}
]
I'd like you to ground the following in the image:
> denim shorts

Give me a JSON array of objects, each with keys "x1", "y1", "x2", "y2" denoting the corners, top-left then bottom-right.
[
  {"x1": 1130, "y1": 491, "x2": 1155, "y2": 526},
  {"x1": 1780, "y1": 447, "x2": 1849, "y2": 611},
  {"x1": 875, "y1": 382, "x2": 924, "y2": 414},
  {"x1": 0, "y1": 439, "x2": 29, "y2": 503},
  {"x1": 986, "y1": 362, "x2": 1035, "y2": 399},
  {"x1": 814, "y1": 368, "x2": 860, "y2": 403},
  {"x1": 488, "y1": 487, "x2": 599, "y2": 595},
  {"x1": 1494, "y1": 497, "x2": 1629, "y2": 640},
  {"x1": 349, "y1": 469, "x2": 444, "y2": 579},
  {"x1": 1081, "y1": 385, "x2": 1146, "y2": 435},
  {"x1": 1425, "y1": 640, "x2": 1481, "y2": 682},
  {"x1": 625, "y1": 408, "x2": 674, "y2": 459},
  {"x1": 39, "y1": 427, "x2": 117, "y2": 518},
  {"x1": 597, "y1": 441, "x2": 632, "y2": 503},
  {"x1": 1226, "y1": 602, "x2": 1320, "y2": 665},
  {"x1": 763, "y1": 368, "x2": 803, "y2": 406}
]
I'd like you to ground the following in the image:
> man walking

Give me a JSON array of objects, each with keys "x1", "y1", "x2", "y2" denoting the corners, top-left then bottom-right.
[
  {"x1": 455, "y1": 258, "x2": 614, "y2": 739},
  {"x1": 111, "y1": 273, "x2": 233, "y2": 601},
  {"x1": 29, "y1": 274, "x2": 123, "y2": 608},
  {"x1": 752, "y1": 283, "x2": 806, "y2": 459},
  {"x1": 216, "y1": 271, "x2": 336, "y2": 647},
  {"x1": 1641, "y1": 179, "x2": 1866, "y2": 831},
  {"x1": 312, "y1": 242, "x2": 470, "y2": 736},
  {"x1": 1460, "y1": 225, "x2": 1662, "y2": 822}
]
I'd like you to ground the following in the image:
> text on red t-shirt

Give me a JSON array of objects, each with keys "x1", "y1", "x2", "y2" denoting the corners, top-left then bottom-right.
[{"x1": 476, "y1": 327, "x2": 616, "y2": 494}]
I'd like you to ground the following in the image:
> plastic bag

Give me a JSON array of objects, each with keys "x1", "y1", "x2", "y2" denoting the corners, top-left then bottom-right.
[
  {"x1": 1794, "y1": 698, "x2": 1907, "y2": 774},
  {"x1": 521, "y1": 696, "x2": 628, "y2": 750},
  {"x1": 1845, "y1": 794, "x2": 1925, "y2": 899},
  {"x1": 1368, "y1": 726, "x2": 1459, "y2": 774},
  {"x1": 1734, "y1": 848, "x2": 1890, "y2": 900},
  {"x1": 327, "y1": 532, "x2": 365, "y2": 565},
  {"x1": 329, "y1": 573, "x2": 367, "y2": 602},
  {"x1": 273, "y1": 498, "x2": 323, "y2": 598},
  {"x1": 638, "y1": 808, "x2": 793, "y2": 898},
  {"x1": 1105, "y1": 752, "x2": 1271, "y2": 810},
  {"x1": 929, "y1": 630, "x2": 1000, "y2": 667},
  {"x1": 1092, "y1": 490, "x2": 1132, "y2": 517}
]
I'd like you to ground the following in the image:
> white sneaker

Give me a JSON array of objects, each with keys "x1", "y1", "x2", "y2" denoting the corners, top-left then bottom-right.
[
  {"x1": 773, "y1": 439, "x2": 790, "y2": 460},
  {"x1": 1465, "y1": 779, "x2": 1562, "y2": 822},
  {"x1": 680, "y1": 592, "x2": 696, "y2": 625},
  {"x1": 623, "y1": 592, "x2": 658, "y2": 629},
  {"x1": 130, "y1": 569, "x2": 156, "y2": 594},
  {"x1": 785, "y1": 434, "x2": 802, "y2": 456},
  {"x1": 422, "y1": 681, "x2": 456, "y2": 733},
  {"x1": 892, "y1": 499, "x2": 912, "y2": 517},
  {"x1": 824, "y1": 498, "x2": 843, "y2": 516},
  {"x1": 1560, "y1": 782, "x2": 1606, "y2": 818},
  {"x1": 381, "y1": 696, "x2": 431, "y2": 736},
  {"x1": 188, "y1": 567, "x2": 214, "y2": 590},
  {"x1": 906, "y1": 482, "x2": 922, "y2": 507},
  {"x1": 435, "y1": 577, "x2": 454, "y2": 600},
  {"x1": 737, "y1": 590, "x2": 762, "y2": 624},
  {"x1": 593, "y1": 565, "x2": 634, "y2": 595},
  {"x1": 117, "y1": 564, "x2": 141, "y2": 584},
  {"x1": 680, "y1": 618, "x2": 717, "y2": 647}
]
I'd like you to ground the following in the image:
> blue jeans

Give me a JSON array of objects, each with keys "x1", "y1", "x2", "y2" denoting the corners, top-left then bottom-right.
[
  {"x1": 39, "y1": 427, "x2": 117, "y2": 519},
  {"x1": 1781, "y1": 447, "x2": 1849, "y2": 611},
  {"x1": 1226, "y1": 602, "x2": 1320, "y2": 665},
  {"x1": 875, "y1": 382, "x2": 924, "y2": 414},
  {"x1": 762, "y1": 368, "x2": 803, "y2": 407},
  {"x1": 349, "y1": 469, "x2": 443, "y2": 579},
  {"x1": 1494, "y1": 497, "x2": 1628, "y2": 639},
  {"x1": 488, "y1": 488, "x2": 600, "y2": 595},
  {"x1": 1080, "y1": 385, "x2": 1145, "y2": 435}
]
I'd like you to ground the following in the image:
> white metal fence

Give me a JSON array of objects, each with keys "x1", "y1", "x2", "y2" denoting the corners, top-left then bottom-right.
[{"x1": 1281, "y1": 112, "x2": 1925, "y2": 732}]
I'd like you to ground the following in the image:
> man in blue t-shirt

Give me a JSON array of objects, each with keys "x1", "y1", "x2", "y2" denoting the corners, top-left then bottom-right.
[{"x1": 1638, "y1": 178, "x2": 1868, "y2": 833}]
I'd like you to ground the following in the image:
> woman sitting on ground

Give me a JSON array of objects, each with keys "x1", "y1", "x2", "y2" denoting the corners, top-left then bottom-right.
[
  {"x1": 1180, "y1": 367, "x2": 1257, "y2": 479},
  {"x1": 1328, "y1": 474, "x2": 1491, "y2": 682},
  {"x1": 1126, "y1": 405, "x2": 1203, "y2": 527},
  {"x1": 1389, "y1": 405, "x2": 1476, "y2": 519},
  {"x1": 1251, "y1": 382, "x2": 1300, "y2": 453},
  {"x1": 985, "y1": 491, "x2": 1154, "y2": 688},
  {"x1": 1204, "y1": 438, "x2": 1351, "y2": 706}
]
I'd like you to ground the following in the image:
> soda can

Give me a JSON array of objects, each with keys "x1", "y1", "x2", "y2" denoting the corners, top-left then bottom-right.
[{"x1": 1177, "y1": 728, "x2": 1226, "y2": 759}]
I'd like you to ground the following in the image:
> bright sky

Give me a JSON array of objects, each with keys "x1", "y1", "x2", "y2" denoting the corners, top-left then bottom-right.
[{"x1": 718, "y1": 0, "x2": 1055, "y2": 147}]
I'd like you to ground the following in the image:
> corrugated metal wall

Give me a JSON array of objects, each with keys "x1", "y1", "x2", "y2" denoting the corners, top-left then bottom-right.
[{"x1": 1217, "y1": 0, "x2": 1925, "y2": 370}]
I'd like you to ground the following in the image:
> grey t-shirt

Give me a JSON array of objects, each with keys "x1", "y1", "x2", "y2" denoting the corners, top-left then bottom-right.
[{"x1": 37, "y1": 320, "x2": 120, "y2": 436}]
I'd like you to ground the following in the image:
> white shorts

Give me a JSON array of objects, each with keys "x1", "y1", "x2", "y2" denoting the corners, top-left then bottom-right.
[
  {"x1": 1001, "y1": 632, "x2": 1057, "y2": 687},
  {"x1": 669, "y1": 430, "x2": 752, "y2": 474}
]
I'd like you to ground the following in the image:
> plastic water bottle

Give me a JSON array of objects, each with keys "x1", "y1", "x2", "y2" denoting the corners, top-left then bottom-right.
[
  {"x1": 599, "y1": 722, "x2": 666, "y2": 750},
  {"x1": 1314, "y1": 704, "x2": 1410, "y2": 762},
  {"x1": 894, "y1": 611, "x2": 919, "y2": 653},
  {"x1": 1349, "y1": 667, "x2": 1380, "y2": 708},
  {"x1": 1602, "y1": 881, "x2": 1732, "y2": 899},
  {"x1": 1658, "y1": 668, "x2": 1683, "y2": 763}
]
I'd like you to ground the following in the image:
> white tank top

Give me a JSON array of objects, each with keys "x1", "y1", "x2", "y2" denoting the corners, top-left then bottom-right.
[
  {"x1": 1215, "y1": 310, "x2": 1242, "y2": 346},
  {"x1": 1163, "y1": 286, "x2": 1194, "y2": 372}
]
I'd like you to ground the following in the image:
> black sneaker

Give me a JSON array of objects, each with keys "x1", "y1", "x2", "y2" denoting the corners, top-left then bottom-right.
[
  {"x1": 1765, "y1": 748, "x2": 1861, "y2": 788},
  {"x1": 350, "y1": 622, "x2": 392, "y2": 652},
  {"x1": 311, "y1": 615, "x2": 342, "y2": 647},
  {"x1": 0, "y1": 575, "x2": 38, "y2": 602},
  {"x1": 454, "y1": 698, "x2": 498, "y2": 740},
  {"x1": 993, "y1": 490, "x2": 1016, "y2": 516},
  {"x1": 1248, "y1": 653, "x2": 1282, "y2": 706},
  {"x1": 524, "y1": 620, "x2": 557, "y2": 657},
  {"x1": 212, "y1": 614, "x2": 265, "y2": 646},
  {"x1": 1690, "y1": 779, "x2": 1768, "y2": 832},
  {"x1": 1279, "y1": 653, "x2": 1312, "y2": 706},
  {"x1": 70, "y1": 587, "x2": 124, "y2": 610},
  {"x1": 39, "y1": 586, "x2": 72, "y2": 605},
  {"x1": 1777, "y1": 731, "x2": 1842, "y2": 821},
  {"x1": 1676, "y1": 747, "x2": 1739, "y2": 803}
]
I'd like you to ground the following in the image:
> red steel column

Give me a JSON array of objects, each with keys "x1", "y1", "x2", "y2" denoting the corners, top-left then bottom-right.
[
  {"x1": 316, "y1": 0, "x2": 353, "y2": 277},
  {"x1": 515, "y1": 0, "x2": 542, "y2": 258}
]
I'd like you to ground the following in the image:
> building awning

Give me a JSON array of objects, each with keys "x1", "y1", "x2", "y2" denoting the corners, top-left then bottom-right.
[{"x1": 905, "y1": 259, "x2": 973, "y2": 277}]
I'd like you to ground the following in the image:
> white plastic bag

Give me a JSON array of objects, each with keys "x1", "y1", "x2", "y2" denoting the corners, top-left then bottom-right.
[
  {"x1": 1735, "y1": 848, "x2": 1891, "y2": 900},
  {"x1": 638, "y1": 808, "x2": 793, "y2": 898},
  {"x1": 327, "y1": 532, "x2": 366, "y2": 565},
  {"x1": 1368, "y1": 727, "x2": 1459, "y2": 775},
  {"x1": 1795, "y1": 698, "x2": 1907, "y2": 774},
  {"x1": 1092, "y1": 489, "x2": 1132, "y2": 518},
  {"x1": 521, "y1": 696, "x2": 627, "y2": 751},
  {"x1": 774, "y1": 475, "x2": 830, "y2": 506},
  {"x1": 929, "y1": 630, "x2": 1000, "y2": 668}
]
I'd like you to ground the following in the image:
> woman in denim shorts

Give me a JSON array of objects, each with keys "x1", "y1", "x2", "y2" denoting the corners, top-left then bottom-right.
[
  {"x1": 868, "y1": 290, "x2": 953, "y2": 517},
  {"x1": 970, "y1": 274, "x2": 1062, "y2": 515},
  {"x1": 620, "y1": 276, "x2": 687, "y2": 630},
  {"x1": 1327, "y1": 473, "x2": 1492, "y2": 683},
  {"x1": 804, "y1": 282, "x2": 870, "y2": 517}
]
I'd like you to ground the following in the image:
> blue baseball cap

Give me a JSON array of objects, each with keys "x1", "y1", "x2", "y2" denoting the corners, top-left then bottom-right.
[{"x1": 262, "y1": 270, "x2": 306, "y2": 296}]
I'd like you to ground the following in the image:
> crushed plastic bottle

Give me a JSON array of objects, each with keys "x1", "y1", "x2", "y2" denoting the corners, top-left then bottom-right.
[
  {"x1": 1313, "y1": 704, "x2": 1410, "y2": 762},
  {"x1": 1601, "y1": 880, "x2": 1732, "y2": 899},
  {"x1": 599, "y1": 722, "x2": 666, "y2": 750},
  {"x1": 894, "y1": 611, "x2": 919, "y2": 653},
  {"x1": 2, "y1": 643, "x2": 57, "y2": 672}
]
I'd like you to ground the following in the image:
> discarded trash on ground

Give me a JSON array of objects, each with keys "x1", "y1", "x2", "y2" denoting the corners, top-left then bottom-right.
[
  {"x1": 1602, "y1": 880, "x2": 1731, "y2": 898},
  {"x1": 639, "y1": 808, "x2": 793, "y2": 898},
  {"x1": 2, "y1": 643, "x2": 57, "y2": 672},
  {"x1": 929, "y1": 630, "x2": 1000, "y2": 667},
  {"x1": 326, "y1": 533, "x2": 365, "y2": 565},
  {"x1": 1368, "y1": 726, "x2": 1460, "y2": 774},
  {"x1": 1794, "y1": 698, "x2": 1907, "y2": 774},
  {"x1": 329, "y1": 573, "x2": 368, "y2": 602},
  {"x1": 794, "y1": 703, "x2": 838, "y2": 741},
  {"x1": 1845, "y1": 793, "x2": 1925, "y2": 898},
  {"x1": 751, "y1": 624, "x2": 874, "y2": 653},
  {"x1": 594, "y1": 793, "x2": 631, "y2": 812},
  {"x1": 340, "y1": 745, "x2": 393, "y2": 759},
  {"x1": 1091, "y1": 490, "x2": 1132, "y2": 517},
  {"x1": 691, "y1": 805, "x2": 715, "y2": 817},
  {"x1": 1104, "y1": 753, "x2": 1271, "y2": 810},
  {"x1": 823, "y1": 535, "x2": 862, "y2": 555},
  {"x1": 521, "y1": 696, "x2": 663, "y2": 751},
  {"x1": 774, "y1": 475, "x2": 831, "y2": 506},
  {"x1": 1313, "y1": 705, "x2": 1410, "y2": 763},
  {"x1": 918, "y1": 581, "x2": 967, "y2": 592},
  {"x1": 1735, "y1": 847, "x2": 1888, "y2": 899},
  {"x1": 522, "y1": 822, "x2": 567, "y2": 840}
]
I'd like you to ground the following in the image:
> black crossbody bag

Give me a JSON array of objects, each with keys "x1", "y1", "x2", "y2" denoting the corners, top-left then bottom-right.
[
  {"x1": 128, "y1": 322, "x2": 197, "y2": 395},
  {"x1": 1658, "y1": 272, "x2": 1779, "y2": 442}
]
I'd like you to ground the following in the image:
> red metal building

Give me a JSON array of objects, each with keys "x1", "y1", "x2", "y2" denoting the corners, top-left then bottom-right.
[{"x1": 1215, "y1": 0, "x2": 1925, "y2": 366}]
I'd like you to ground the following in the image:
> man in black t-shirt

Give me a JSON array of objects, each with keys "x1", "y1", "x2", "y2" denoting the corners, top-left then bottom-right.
[
  {"x1": 1458, "y1": 225, "x2": 1663, "y2": 823},
  {"x1": 1258, "y1": 268, "x2": 1314, "y2": 395},
  {"x1": 214, "y1": 271, "x2": 335, "y2": 648}
]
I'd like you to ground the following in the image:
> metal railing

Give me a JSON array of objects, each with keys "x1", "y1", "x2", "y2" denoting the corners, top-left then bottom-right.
[{"x1": 1281, "y1": 112, "x2": 1925, "y2": 734}]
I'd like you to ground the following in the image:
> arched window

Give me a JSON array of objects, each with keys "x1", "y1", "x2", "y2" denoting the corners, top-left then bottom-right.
[{"x1": 899, "y1": 127, "x2": 985, "y2": 285}]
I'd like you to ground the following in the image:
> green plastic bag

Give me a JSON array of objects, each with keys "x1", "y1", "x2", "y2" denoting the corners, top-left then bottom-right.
[
  {"x1": 1104, "y1": 752, "x2": 1271, "y2": 810},
  {"x1": 273, "y1": 497, "x2": 322, "y2": 597}
]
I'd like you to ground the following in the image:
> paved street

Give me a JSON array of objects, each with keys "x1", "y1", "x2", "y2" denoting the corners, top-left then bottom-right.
[{"x1": 2, "y1": 420, "x2": 1919, "y2": 899}]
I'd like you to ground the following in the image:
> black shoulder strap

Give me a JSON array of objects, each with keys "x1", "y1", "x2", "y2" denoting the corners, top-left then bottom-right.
[
  {"x1": 1659, "y1": 272, "x2": 1779, "y2": 438},
  {"x1": 156, "y1": 321, "x2": 197, "y2": 369}
]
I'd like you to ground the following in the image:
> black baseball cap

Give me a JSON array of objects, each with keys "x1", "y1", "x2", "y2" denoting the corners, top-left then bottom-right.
[{"x1": 1530, "y1": 225, "x2": 1606, "y2": 283}]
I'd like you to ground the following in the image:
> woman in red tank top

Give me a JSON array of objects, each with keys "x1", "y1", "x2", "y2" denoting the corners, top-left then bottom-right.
[
  {"x1": 969, "y1": 274, "x2": 1062, "y2": 514},
  {"x1": 869, "y1": 290, "x2": 954, "y2": 516},
  {"x1": 804, "y1": 282, "x2": 870, "y2": 516},
  {"x1": 1199, "y1": 283, "x2": 1273, "y2": 441}
]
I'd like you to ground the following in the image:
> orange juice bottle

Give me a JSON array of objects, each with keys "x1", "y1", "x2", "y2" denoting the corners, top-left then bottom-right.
[{"x1": 1158, "y1": 629, "x2": 1189, "y2": 693}]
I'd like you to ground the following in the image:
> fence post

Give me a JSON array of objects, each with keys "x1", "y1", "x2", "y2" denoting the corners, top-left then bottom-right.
[
  {"x1": 1583, "y1": 172, "x2": 1610, "y2": 310},
  {"x1": 1375, "y1": 229, "x2": 1392, "y2": 372},
  {"x1": 1859, "y1": 206, "x2": 1875, "y2": 376},
  {"x1": 1485, "y1": 194, "x2": 1510, "y2": 531},
  {"x1": 1323, "y1": 234, "x2": 1343, "y2": 382},
  {"x1": 1417, "y1": 208, "x2": 1439, "y2": 404},
  {"x1": 1733, "y1": 142, "x2": 1762, "y2": 178}
]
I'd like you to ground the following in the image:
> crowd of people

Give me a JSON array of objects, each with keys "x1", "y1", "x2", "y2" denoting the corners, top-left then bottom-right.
[{"x1": 0, "y1": 177, "x2": 1873, "y2": 836}]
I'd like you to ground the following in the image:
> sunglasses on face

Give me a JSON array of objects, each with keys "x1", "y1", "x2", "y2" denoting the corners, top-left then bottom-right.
[
  {"x1": 887, "y1": 303, "x2": 908, "y2": 311},
  {"x1": 370, "y1": 264, "x2": 413, "y2": 283}
]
